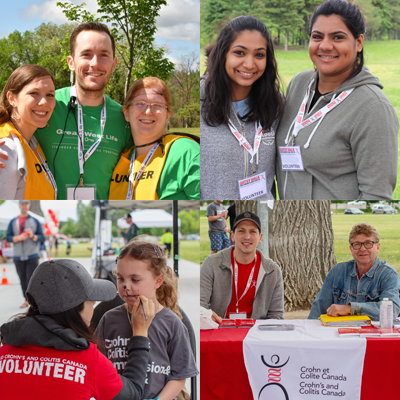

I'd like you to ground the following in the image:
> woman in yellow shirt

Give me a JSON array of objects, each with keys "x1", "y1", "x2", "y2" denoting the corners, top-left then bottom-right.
[
  {"x1": 109, "y1": 77, "x2": 200, "y2": 200},
  {"x1": 0, "y1": 64, "x2": 56, "y2": 200}
]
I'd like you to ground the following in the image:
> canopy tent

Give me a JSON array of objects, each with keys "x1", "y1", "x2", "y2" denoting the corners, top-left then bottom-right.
[
  {"x1": 0, "y1": 200, "x2": 45, "y2": 231},
  {"x1": 106, "y1": 200, "x2": 199, "y2": 211},
  {"x1": 91, "y1": 200, "x2": 194, "y2": 277},
  {"x1": 117, "y1": 209, "x2": 181, "y2": 229}
]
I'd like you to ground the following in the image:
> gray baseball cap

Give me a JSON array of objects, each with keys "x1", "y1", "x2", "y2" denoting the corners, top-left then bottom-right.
[{"x1": 26, "y1": 259, "x2": 117, "y2": 315}]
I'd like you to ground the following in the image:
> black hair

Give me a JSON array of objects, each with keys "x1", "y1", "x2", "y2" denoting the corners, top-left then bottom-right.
[
  {"x1": 0, "y1": 294, "x2": 97, "y2": 346},
  {"x1": 202, "y1": 15, "x2": 284, "y2": 129},
  {"x1": 309, "y1": 0, "x2": 366, "y2": 79}
]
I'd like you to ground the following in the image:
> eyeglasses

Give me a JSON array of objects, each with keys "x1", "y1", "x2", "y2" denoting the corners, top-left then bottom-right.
[
  {"x1": 350, "y1": 241, "x2": 378, "y2": 250},
  {"x1": 128, "y1": 101, "x2": 168, "y2": 114}
]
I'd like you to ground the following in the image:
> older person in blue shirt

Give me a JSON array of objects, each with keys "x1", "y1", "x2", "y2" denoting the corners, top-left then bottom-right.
[{"x1": 308, "y1": 222, "x2": 400, "y2": 321}]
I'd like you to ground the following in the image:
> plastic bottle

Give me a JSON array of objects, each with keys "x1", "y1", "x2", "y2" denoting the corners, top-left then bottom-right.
[{"x1": 380, "y1": 298, "x2": 393, "y2": 329}]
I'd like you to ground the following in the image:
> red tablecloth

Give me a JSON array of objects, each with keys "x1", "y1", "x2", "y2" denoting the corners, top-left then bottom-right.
[{"x1": 201, "y1": 328, "x2": 400, "y2": 400}]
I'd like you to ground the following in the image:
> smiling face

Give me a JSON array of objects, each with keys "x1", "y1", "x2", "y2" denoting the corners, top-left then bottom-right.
[
  {"x1": 67, "y1": 30, "x2": 117, "y2": 94},
  {"x1": 350, "y1": 233, "x2": 380, "y2": 270},
  {"x1": 225, "y1": 30, "x2": 267, "y2": 101},
  {"x1": 232, "y1": 220, "x2": 263, "y2": 258},
  {"x1": 116, "y1": 257, "x2": 164, "y2": 306},
  {"x1": 123, "y1": 87, "x2": 171, "y2": 145},
  {"x1": 7, "y1": 76, "x2": 55, "y2": 140},
  {"x1": 309, "y1": 14, "x2": 363, "y2": 84}
]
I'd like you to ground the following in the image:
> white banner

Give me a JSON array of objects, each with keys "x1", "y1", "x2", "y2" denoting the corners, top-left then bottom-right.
[{"x1": 243, "y1": 320, "x2": 366, "y2": 400}]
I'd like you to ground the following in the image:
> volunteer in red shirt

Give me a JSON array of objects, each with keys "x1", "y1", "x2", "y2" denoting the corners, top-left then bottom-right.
[
  {"x1": 200, "y1": 211, "x2": 284, "y2": 322},
  {"x1": 0, "y1": 258, "x2": 155, "y2": 400}
]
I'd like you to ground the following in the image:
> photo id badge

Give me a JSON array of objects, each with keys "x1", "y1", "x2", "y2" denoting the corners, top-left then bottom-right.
[
  {"x1": 229, "y1": 312, "x2": 247, "y2": 320},
  {"x1": 279, "y1": 146, "x2": 305, "y2": 171},
  {"x1": 66, "y1": 184, "x2": 96, "y2": 200},
  {"x1": 238, "y1": 171, "x2": 267, "y2": 200}
]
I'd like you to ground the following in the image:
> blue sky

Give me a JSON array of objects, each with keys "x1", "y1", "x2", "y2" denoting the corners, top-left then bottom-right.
[{"x1": 2, "y1": 0, "x2": 200, "y2": 64}]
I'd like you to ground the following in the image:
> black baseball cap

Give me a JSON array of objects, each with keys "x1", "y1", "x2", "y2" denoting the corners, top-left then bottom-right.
[
  {"x1": 233, "y1": 211, "x2": 261, "y2": 232},
  {"x1": 26, "y1": 259, "x2": 117, "y2": 314},
  {"x1": 123, "y1": 213, "x2": 132, "y2": 219}
]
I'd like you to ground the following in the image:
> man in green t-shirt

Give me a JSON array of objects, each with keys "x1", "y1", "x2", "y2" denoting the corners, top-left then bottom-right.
[
  {"x1": 34, "y1": 22, "x2": 133, "y2": 200},
  {"x1": 118, "y1": 213, "x2": 139, "y2": 243}
]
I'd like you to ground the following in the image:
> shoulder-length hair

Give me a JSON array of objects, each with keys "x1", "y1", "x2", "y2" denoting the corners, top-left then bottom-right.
[{"x1": 202, "y1": 15, "x2": 284, "y2": 130}]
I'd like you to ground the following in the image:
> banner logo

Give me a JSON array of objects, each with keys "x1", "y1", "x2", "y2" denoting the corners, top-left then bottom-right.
[{"x1": 259, "y1": 354, "x2": 290, "y2": 399}]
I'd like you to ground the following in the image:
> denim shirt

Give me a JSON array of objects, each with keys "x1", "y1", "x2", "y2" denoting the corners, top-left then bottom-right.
[{"x1": 308, "y1": 257, "x2": 400, "y2": 321}]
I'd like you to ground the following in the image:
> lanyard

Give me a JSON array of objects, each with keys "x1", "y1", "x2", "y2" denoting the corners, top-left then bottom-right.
[
  {"x1": 286, "y1": 79, "x2": 354, "y2": 145},
  {"x1": 70, "y1": 86, "x2": 106, "y2": 185},
  {"x1": 228, "y1": 119, "x2": 262, "y2": 165},
  {"x1": 233, "y1": 250, "x2": 257, "y2": 313},
  {"x1": 11, "y1": 122, "x2": 57, "y2": 199},
  {"x1": 126, "y1": 143, "x2": 159, "y2": 200}
]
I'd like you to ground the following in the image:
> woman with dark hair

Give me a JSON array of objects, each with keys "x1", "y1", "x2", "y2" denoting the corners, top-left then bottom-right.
[
  {"x1": 0, "y1": 64, "x2": 57, "y2": 199},
  {"x1": 200, "y1": 15, "x2": 284, "y2": 200},
  {"x1": 276, "y1": 0, "x2": 398, "y2": 200},
  {"x1": 0, "y1": 258, "x2": 155, "y2": 400}
]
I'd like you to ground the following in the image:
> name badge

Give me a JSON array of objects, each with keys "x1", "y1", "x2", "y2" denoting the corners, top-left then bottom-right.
[
  {"x1": 229, "y1": 312, "x2": 247, "y2": 319},
  {"x1": 238, "y1": 171, "x2": 267, "y2": 200},
  {"x1": 279, "y1": 146, "x2": 305, "y2": 171},
  {"x1": 66, "y1": 185, "x2": 96, "y2": 200}
]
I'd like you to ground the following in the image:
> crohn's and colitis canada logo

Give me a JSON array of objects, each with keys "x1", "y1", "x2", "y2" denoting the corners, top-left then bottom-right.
[{"x1": 258, "y1": 354, "x2": 290, "y2": 400}]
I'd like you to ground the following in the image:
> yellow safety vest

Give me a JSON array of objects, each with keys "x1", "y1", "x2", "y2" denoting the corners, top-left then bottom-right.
[
  {"x1": 0, "y1": 122, "x2": 55, "y2": 200},
  {"x1": 109, "y1": 134, "x2": 196, "y2": 200}
]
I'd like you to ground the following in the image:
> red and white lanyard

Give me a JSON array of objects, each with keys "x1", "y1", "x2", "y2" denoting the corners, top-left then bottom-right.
[
  {"x1": 285, "y1": 79, "x2": 354, "y2": 146},
  {"x1": 228, "y1": 119, "x2": 262, "y2": 165},
  {"x1": 70, "y1": 86, "x2": 106, "y2": 185},
  {"x1": 233, "y1": 251, "x2": 257, "y2": 313},
  {"x1": 126, "y1": 143, "x2": 159, "y2": 200},
  {"x1": 11, "y1": 123, "x2": 57, "y2": 199}
]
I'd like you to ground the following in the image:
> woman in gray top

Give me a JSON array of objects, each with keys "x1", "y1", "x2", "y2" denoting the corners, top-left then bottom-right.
[
  {"x1": 200, "y1": 16, "x2": 284, "y2": 200},
  {"x1": 275, "y1": 0, "x2": 398, "y2": 200}
]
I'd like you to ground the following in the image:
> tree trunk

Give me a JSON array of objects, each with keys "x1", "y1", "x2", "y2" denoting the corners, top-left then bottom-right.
[
  {"x1": 30, "y1": 201, "x2": 43, "y2": 217},
  {"x1": 395, "y1": 30, "x2": 398, "y2": 40},
  {"x1": 285, "y1": 30, "x2": 289, "y2": 51},
  {"x1": 268, "y1": 201, "x2": 336, "y2": 312},
  {"x1": 236, "y1": 201, "x2": 258, "y2": 215},
  {"x1": 124, "y1": 67, "x2": 133, "y2": 98},
  {"x1": 388, "y1": 31, "x2": 391, "y2": 40},
  {"x1": 278, "y1": 29, "x2": 281, "y2": 45}
]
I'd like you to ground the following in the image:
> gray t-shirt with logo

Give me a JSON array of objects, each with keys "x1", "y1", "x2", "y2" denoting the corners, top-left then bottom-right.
[
  {"x1": 206, "y1": 202, "x2": 226, "y2": 235},
  {"x1": 95, "y1": 305, "x2": 198, "y2": 399}
]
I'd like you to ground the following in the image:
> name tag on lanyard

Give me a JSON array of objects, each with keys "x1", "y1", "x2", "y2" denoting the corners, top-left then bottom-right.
[
  {"x1": 281, "y1": 79, "x2": 354, "y2": 172},
  {"x1": 238, "y1": 171, "x2": 268, "y2": 199},
  {"x1": 279, "y1": 146, "x2": 304, "y2": 171}
]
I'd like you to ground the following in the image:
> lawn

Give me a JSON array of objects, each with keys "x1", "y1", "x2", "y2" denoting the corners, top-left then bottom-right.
[
  {"x1": 168, "y1": 127, "x2": 200, "y2": 137},
  {"x1": 201, "y1": 41, "x2": 400, "y2": 198},
  {"x1": 51, "y1": 240, "x2": 200, "y2": 264},
  {"x1": 200, "y1": 210, "x2": 400, "y2": 273}
]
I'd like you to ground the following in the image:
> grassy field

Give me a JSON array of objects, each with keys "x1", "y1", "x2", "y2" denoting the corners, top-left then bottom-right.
[
  {"x1": 167, "y1": 127, "x2": 200, "y2": 137},
  {"x1": 200, "y1": 210, "x2": 400, "y2": 273},
  {"x1": 51, "y1": 240, "x2": 200, "y2": 264},
  {"x1": 201, "y1": 41, "x2": 400, "y2": 198}
]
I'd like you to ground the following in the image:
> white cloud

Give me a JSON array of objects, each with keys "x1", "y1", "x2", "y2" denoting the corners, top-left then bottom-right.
[
  {"x1": 157, "y1": 0, "x2": 199, "y2": 27},
  {"x1": 155, "y1": 23, "x2": 199, "y2": 44},
  {"x1": 20, "y1": 0, "x2": 98, "y2": 23}
]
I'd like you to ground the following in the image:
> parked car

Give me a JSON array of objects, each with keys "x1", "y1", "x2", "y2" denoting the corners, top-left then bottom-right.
[
  {"x1": 344, "y1": 208, "x2": 364, "y2": 215},
  {"x1": 347, "y1": 200, "x2": 367, "y2": 205},
  {"x1": 372, "y1": 205, "x2": 398, "y2": 214}
]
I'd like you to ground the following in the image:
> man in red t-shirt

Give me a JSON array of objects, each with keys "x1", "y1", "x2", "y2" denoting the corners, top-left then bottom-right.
[{"x1": 200, "y1": 211, "x2": 284, "y2": 322}]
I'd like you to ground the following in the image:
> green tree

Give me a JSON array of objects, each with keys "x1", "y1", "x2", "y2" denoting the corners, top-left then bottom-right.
[
  {"x1": 359, "y1": 0, "x2": 382, "y2": 41},
  {"x1": 168, "y1": 52, "x2": 200, "y2": 128},
  {"x1": 178, "y1": 210, "x2": 199, "y2": 235},
  {"x1": 57, "y1": 0, "x2": 174, "y2": 96},
  {"x1": 203, "y1": 0, "x2": 230, "y2": 43},
  {"x1": 60, "y1": 218, "x2": 77, "y2": 237},
  {"x1": 76, "y1": 201, "x2": 96, "y2": 238}
]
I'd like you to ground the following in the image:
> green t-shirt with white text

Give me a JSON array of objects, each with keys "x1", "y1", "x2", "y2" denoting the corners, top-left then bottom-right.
[{"x1": 35, "y1": 87, "x2": 133, "y2": 199}]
